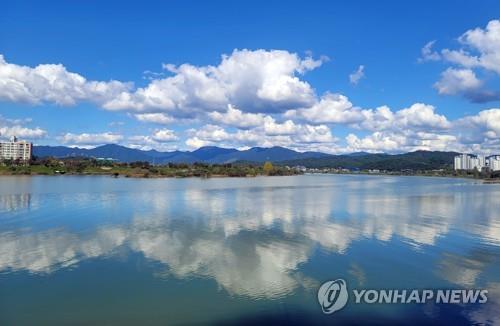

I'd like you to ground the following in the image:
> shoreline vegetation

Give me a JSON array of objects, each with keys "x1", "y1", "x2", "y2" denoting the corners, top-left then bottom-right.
[
  {"x1": 1, "y1": 157, "x2": 499, "y2": 183},
  {"x1": 0, "y1": 158, "x2": 298, "y2": 178}
]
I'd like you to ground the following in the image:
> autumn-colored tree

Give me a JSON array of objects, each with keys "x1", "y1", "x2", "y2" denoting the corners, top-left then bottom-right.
[{"x1": 263, "y1": 161, "x2": 274, "y2": 175}]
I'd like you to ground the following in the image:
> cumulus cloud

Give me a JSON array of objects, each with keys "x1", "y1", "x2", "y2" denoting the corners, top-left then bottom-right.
[
  {"x1": 151, "y1": 129, "x2": 178, "y2": 142},
  {"x1": 0, "y1": 55, "x2": 131, "y2": 106},
  {"x1": 0, "y1": 50, "x2": 325, "y2": 116},
  {"x1": 454, "y1": 109, "x2": 500, "y2": 152},
  {"x1": 209, "y1": 104, "x2": 303, "y2": 136},
  {"x1": 59, "y1": 132, "x2": 123, "y2": 146},
  {"x1": 288, "y1": 94, "x2": 450, "y2": 133},
  {"x1": 0, "y1": 125, "x2": 46, "y2": 140},
  {"x1": 1, "y1": 43, "x2": 499, "y2": 154},
  {"x1": 286, "y1": 93, "x2": 365, "y2": 124},
  {"x1": 355, "y1": 103, "x2": 450, "y2": 131},
  {"x1": 349, "y1": 65, "x2": 365, "y2": 85},
  {"x1": 393, "y1": 103, "x2": 450, "y2": 130},
  {"x1": 434, "y1": 68, "x2": 482, "y2": 95},
  {"x1": 0, "y1": 115, "x2": 47, "y2": 139},
  {"x1": 346, "y1": 130, "x2": 458, "y2": 153},
  {"x1": 443, "y1": 20, "x2": 500, "y2": 73},
  {"x1": 208, "y1": 104, "x2": 266, "y2": 129},
  {"x1": 346, "y1": 132, "x2": 404, "y2": 153},
  {"x1": 103, "y1": 49, "x2": 325, "y2": 115},
  {"x1": 434, "y1": 68, "x2": 500, "y2": 103},
  {"x1": 342, "y1": 102, "x2": 456, "y2": 153},
  {"x1": 427, "y1": 20, "x2": 500, "y2": 102},
  {"x1": 181, "y1": 103, "x2": 496, "y2": 154},
  {"x1": 134, "y1": 113, "x2": 174, "y2": 125},
  {"x1": 127, "y1": 135, "x2": 179, "y2": 151},
  {"x1": 185, "y1": 122, "x2": 336, "y2": 151}
]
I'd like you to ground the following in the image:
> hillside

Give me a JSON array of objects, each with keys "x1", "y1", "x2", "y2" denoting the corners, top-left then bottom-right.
[
  {"x1": 31, "y1": 144, "x2": 461, "y2": 171},
  {"x1": 279, "y1": 150, "x2": 458, "y2": 171},
  {"x1": 33, "y1": 144, "x2": 328, "y2": 164}
]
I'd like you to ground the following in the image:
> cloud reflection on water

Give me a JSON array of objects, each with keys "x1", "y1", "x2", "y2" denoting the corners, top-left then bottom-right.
[{"x1": 0, "y1": 175, "x2": 499, "y2": 303}]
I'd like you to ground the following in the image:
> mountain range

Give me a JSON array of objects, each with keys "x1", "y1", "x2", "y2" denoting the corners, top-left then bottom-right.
[
  {"x1": 33, "y1": 144, "x2": 330, "y2": 164},
  {"x1": 33, "y1": 144, "x2": 458, "y2": 170}
]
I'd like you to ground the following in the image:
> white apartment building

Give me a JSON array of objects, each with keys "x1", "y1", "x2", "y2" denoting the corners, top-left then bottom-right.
[
  {"x1": 0, "y1": 136, "x2": 33, "y2": 161},
  {"x1": 454, "y1": 153, "x2": 500, "y2": 171},
  {"x1": 489, "y1": 155, "x2": 500, "y2": 171}
]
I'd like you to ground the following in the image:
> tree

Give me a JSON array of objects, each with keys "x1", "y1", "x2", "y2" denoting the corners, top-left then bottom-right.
[{"x1": 263, "y1": 161, "x2": 274, "y2": 175}]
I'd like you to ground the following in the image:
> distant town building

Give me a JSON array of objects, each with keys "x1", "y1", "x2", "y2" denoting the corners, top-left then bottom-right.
[
  {"x1": 454, "y1": 153, "x2": 500, "y2": 171},
  {"x1": 0, "y1": 136, "x2": 32, "y2": 161},
  {"x1": 489, "y1": 155, "x2": 500, "y2": 171}
]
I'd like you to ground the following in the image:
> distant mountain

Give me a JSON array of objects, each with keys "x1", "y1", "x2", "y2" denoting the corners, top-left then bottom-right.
[
  {"x1": 191, "y1": 146, "x2": 238, "y2": 161},
  {"x1": 209, "y1": 146, "x2": 329, "y2": 163},
  {"x1": 279, "y1": 150, "x2": 459, "y2": 171},
  {"x1": 347, "y1": 151, "x2": 372, "y2": 157},
  {"x1": 33, "y1": 144, "x2": 329, "y2": 164},
  {"x1": 34, "y1": 144, "x2": 154, "y2": 162},
  {"x1": 32, "y1": 145, "x2": 458, "y2": 170}
]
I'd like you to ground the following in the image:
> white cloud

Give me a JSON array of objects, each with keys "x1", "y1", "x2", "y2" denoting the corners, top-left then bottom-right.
[
  {"x1": 208, "y1": 104, "x2": 266, "y2": 129},
  {"x1": 152, "y1": 129, "x2": 178, "y2": 142},
  {"x1": 134, "y1": 113, "x2": 174, "y2": 125},
  {"x1": 346, "y1": 130, "x2": 459, "y2": 153},
  {"x1": 427, "y1": 20, "x2": 500, "y2": 103},
  {"x1": 0, "y1": 115, "x2": 47, "y2": 139},
  {"x1": 434, "y1": 68, "x2": 482, "y2": 95},
  {"x1": 0, "y1": 125, "x2": 46, "y2": 139},
  {"x1": 293, "y1": 125, "x2": 336, "y2": 144},
  {"x1": 189, "y1": 124, "x2": 230, "y2": 142},
  {"x1": 103, "y1": 49, "x2": 325, "y2": 115},
  {"x1": 288, "y1": 94, "x2": 449, "y2": 133},
  {"x1": 443, "y1": 19, "x2": 500, "y2": 73},
  {"x1": 286, "y1": 93, "x2": 365, "y2": 124},
  {"x1": 185, "y1": 137, "x2": 213, "y2": 149},
  {"x1": 0, "y1": 55, "x2": 131, "y2": 106},
  {"x1": 356, "y1": 105, "x2": 395, "y2": 131},
  {"x1": 455, "y1": 109, "x2": 500, "y2": 148},
  {"x1": 209, "y1": 104, "x2": 302, "y2": 136},
  {"x1": 346, "y1": 132, "x2": 405, "y2": 153},
  {"x1": 127, "y1": 135, "x2": 179, "y2": 151},
  {"x1": 349, "y1": 65, "x2": 365, "y2": 85},
  {"x1": 60, "y1": 132, "x2": 123, "y2": 145},
  {"x1": 356, "y1": 103, "x2": 450, "y2": 131},
  {"x1": 394, "y1": 103, "x2": 450, "y2": 130},
  {"x1": 433, "y1": 68, "x2": 499, "y2": 102},
  {"x1": 185, "y1": 122, "x2": 336, "y2": 151},
  {"x1": 0, "y1": 50, "x2": 325, "y2": 117},
  {"x1": 263, "y1": 119, "x2": 297, "y2": 136},
  {"x1": 419, "y1": 41, "x2": 441, "y2": 62},
  {"x1": 464, "y1": 109, "x2": 500, "y2": 138},
  {"x1": 1, "y1": 44, "x2": 499, "y2": 154}
]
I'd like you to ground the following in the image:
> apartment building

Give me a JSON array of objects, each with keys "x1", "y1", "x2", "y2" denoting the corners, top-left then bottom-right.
[
  {"x1": 0, "y1": 136, "x2": 33, "y2": 161},
  {"x1": 454, "y1": 153, "x2": 500, "y2": 171}
]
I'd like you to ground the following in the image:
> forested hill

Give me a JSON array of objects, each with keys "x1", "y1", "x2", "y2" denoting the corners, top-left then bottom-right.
[
  {"x1": 278, "y1": 151, "x2": 458, "y2": 171},
  {"x1": 33, "y1": 144, "x2": 459, "y2": 171}
]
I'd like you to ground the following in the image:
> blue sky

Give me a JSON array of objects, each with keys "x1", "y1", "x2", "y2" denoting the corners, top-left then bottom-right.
[{"x1": 1, "y1": 0, "x2": 500, "y2": 154}]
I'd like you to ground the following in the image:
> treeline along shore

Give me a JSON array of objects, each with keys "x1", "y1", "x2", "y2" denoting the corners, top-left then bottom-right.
[
  {"x1": 1, "y1": 153, "x2": 499, "y2": 182},
  {"x1": 0, "y1": 157, "x2": 298, "y2": 178}
]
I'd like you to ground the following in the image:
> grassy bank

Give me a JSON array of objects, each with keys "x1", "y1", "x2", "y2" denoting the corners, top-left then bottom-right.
[{"x1": 0, "y1": 159, "x2": 299, "y2": 178}]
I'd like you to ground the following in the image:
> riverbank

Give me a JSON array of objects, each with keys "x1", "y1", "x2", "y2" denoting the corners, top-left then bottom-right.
[
  {"x1": 0, "y1": 163, "x2": 300, "y2": 178},
  {"x1": 304, "y1": 171, "x2": 500, "y2": 183}
]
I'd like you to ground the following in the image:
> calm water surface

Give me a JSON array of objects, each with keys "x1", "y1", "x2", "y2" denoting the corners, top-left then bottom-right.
[{"x1": 0, "y1": 175, "x2": 499, "y2": 325}]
